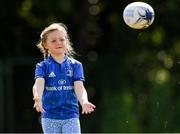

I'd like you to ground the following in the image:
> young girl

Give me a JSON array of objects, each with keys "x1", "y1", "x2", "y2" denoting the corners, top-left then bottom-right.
[{"x1": 32, "y1": 23, "x2": 96, "y2": 134}]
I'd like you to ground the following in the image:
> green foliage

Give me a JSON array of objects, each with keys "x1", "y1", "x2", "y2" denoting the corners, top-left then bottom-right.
[{"x1": 99, "y1": 89, "x2": 140, "y2": 132}]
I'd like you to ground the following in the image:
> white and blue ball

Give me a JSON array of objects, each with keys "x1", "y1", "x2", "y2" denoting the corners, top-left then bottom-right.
[{"x1": 123, "y1": 2, "x2": 155, "y2": 29}]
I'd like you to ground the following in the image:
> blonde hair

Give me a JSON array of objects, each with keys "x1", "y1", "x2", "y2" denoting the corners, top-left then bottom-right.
[{"x1": 37, "y1": 23, "x2": 75, "y2": 59}]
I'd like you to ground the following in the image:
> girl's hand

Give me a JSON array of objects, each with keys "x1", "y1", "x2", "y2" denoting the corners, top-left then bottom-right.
[
  {"x1": 33, "y1": 98, "x2": 45, "y2": 113},
  {"x1": 81, "y1": 102, "x2": 96, "y2": 114}
]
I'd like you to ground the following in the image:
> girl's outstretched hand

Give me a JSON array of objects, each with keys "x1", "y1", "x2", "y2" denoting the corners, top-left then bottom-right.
[
  {"x1": 81, "y1": 102, "x2": 96, "y2": 114},
  {"x1": 33, "y1": 98, "x2": 45, "y2": 113}
]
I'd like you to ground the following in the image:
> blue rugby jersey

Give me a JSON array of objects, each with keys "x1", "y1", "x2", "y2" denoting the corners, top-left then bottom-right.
[{"x1": 35, "y1": 56, "x2": 85, "y2": 119}]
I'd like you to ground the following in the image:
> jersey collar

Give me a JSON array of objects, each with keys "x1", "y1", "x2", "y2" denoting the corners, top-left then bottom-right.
[{"x1": 48, "y1": 55, "x2": 68, "y2": 64}]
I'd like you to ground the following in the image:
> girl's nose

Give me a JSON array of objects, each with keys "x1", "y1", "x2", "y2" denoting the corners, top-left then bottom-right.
[{"x1": 56, "y1": 40, "x2": 62, "y2": 45}]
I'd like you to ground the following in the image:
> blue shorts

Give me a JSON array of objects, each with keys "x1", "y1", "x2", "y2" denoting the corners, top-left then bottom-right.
[{"x1": 41, "y1": 118, "x2": 81, "y2": 134}]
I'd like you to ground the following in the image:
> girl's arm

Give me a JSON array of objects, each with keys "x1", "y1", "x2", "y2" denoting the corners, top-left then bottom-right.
[
  {"x1": 74, "y1": 81, "x2": 96, "y2": 114},
  {"x1": 32, "y1": 77, "x2": 45, "y2": 112}
]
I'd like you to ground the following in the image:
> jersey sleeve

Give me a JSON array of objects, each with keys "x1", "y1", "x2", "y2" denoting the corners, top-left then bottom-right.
[
  {"x1": 34, "y1": 62, "x2": 46, "y2": 79},
  {"x1": 73, "y1": 62, "x2": 85, "y2": 82}
]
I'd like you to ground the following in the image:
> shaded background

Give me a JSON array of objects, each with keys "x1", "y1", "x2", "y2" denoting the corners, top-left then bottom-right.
[{"x1": 0, "y1": 0, "x2": 180, "y2": 133}]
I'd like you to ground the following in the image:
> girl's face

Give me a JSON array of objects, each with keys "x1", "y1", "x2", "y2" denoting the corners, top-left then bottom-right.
[{"x1": 45, "y1": 30, "x2": 66, "y2": 57}]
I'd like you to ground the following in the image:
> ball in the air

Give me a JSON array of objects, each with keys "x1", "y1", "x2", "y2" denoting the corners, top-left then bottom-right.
[{"x1": 123, "y1": 2, "x2": 155, "y2": 29}]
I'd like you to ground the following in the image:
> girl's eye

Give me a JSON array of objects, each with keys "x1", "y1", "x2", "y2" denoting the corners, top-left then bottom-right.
[
  {"x1": 50, "y1": 38, "x2": 65, "y2": 43},
  {"x1": 51, "y1": 40, "x2": 56, "y2": 43},
  {"x1": 60, "y1": 39, "x2": 64, "y2": 42}
]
